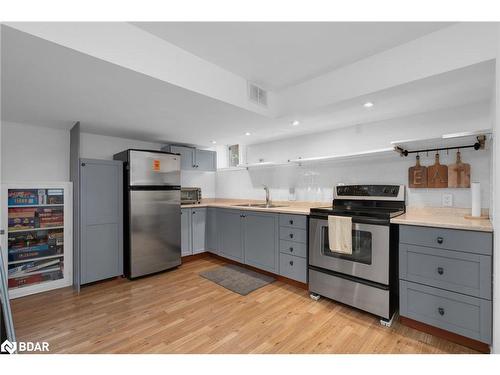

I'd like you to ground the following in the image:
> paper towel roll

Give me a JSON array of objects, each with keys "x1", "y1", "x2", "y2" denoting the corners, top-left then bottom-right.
[{"x1": 471, "y1": 182, "x2": 481, "y2": 217}]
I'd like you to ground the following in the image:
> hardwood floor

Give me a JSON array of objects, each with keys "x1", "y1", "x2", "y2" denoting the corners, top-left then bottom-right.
[{"x1": 11, "y1": 257, "x2": 479, "y2": 354}]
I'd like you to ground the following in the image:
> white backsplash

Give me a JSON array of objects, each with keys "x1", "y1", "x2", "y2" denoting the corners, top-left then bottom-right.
[
  {"x1": 181, "y1": 170, "x2": 216, "y2": 198},
  {"x1": 216, "y1": 149, "x2": 491, "y2": 208}
]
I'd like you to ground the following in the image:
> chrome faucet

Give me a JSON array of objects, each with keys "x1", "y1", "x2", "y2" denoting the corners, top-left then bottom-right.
[{"x1": 263, "y1": 185, "x2": 270, "y2": 207}]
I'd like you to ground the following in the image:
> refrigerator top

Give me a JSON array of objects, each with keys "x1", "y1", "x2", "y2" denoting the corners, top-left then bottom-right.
[{"x1": 126, "y1": 149, "x2": 181, "y2": 187}]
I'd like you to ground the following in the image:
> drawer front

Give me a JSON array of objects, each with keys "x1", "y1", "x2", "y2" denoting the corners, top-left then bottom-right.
[
  {"x1": 279, "y1": 253, "x2": 307, "y2": 283},
  {"x1": 279, "y1": 214, "x2": 307, "y2": 230},
  {"x1": 279, "y1": 239, "x2": 307, "y2": 258},
  {"x1": 400, "y1": 225, "x2": 492, "y2": 255},
  {"x1": 400, "y1": 280, "x2": 492, "y2": 344},
  {"x1": 400, "y1": 244, "x2": 492, "y2": 299},
  {"x1": 279, "y1": 227, "x2": 307, "y2": 244},
  {"x1": 309, "y1": 269, "x2": 390, "y2": 319}
]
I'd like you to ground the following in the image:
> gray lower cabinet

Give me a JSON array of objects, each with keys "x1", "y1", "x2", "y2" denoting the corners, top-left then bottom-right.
[
  {"x1": 399, "y1": 224, "x2": 493, "y2": 344},
  {"x1": 191, "y1": 208, "x2": 206, "y2": 254},
  {"x1": 243, "y1": 212, "x2": 279, "y2": 273},
  {"x1": 181, "y1": 207, "x2": 207, "y2": 256},
  {"x1": 181, "y1": 208, "x2": 192, "y2": 256},
  {"x1": 278, "y1": 213, "x2": 308, "y2": 283},
  {"x1": 203, "y1": 209, "x2": 307, "y2": 282},
  {"x1": 400, "y1": 280, "x2": 492, "y2": 343},
  {"x1": 80, "y1": 159, "x2": 123, "y2": 285},
  {"x1": 206, "y1": 207, "x2": 218, "y2": 253},
  {"x1": 217, "y1": 209, "x2": 244, "y2": 262}
]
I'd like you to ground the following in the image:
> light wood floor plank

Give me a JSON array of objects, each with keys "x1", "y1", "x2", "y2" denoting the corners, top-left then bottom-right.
[{"x1": 11, "y1": 257, "x2": 478, "y2": 354}]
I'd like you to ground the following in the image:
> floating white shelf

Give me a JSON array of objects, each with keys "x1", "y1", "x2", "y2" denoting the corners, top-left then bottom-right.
[
  {"x1": 289, "y1": 147, "x2": 394, "y2": 165},
  {"x1": 237, "y1": 161, "x2": 291, "y2": 169}
]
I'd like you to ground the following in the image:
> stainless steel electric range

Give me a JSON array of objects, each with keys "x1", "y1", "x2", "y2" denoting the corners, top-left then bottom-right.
[{"x1": 308, "y1": 184, "x2": 406, "y2": 325}]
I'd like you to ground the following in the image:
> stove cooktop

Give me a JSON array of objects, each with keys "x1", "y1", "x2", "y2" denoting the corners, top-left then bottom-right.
[{"x1": 310, "y1": 206, "x2": 404, "y2": 218}]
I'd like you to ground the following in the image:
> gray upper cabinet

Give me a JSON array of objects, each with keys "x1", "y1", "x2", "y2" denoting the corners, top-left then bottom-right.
[
  {"x1": 191, "y1": 208, "x2": 207, "y2": 254},
  {"x1": 80, "y1": 159, "x2": 123, "y2": 285},
  {"x1": 195, "y1": 149, "x2": 217, "y2": 171},
  {"x1": 181, "y1": 208, "x2": 192, "y2": 256},
  {"x1": 206, "y1": 207, "x2": 218, "y2": 253},
  {"x1": 166, "y1": 145, "x2": 216, "y2": 171},
  {"x1": 217, "y1": 209, "x2": 244, "y2": 262},
  {"x1": 243, "y1": 212, "x2": 279, "y2": 273},
  {"x1": 170, "y1": 145, "x2": 195, "y2": 170}
]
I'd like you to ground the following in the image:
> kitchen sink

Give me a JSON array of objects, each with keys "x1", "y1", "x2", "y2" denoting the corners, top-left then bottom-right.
[{"x1": 233, "y1": 203, "x2": 287, "y2": 208}]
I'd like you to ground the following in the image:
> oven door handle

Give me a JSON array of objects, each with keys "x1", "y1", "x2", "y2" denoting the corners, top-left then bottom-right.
[{"x1": 350, "y1": 216, "x2": 390, "y2": 226}]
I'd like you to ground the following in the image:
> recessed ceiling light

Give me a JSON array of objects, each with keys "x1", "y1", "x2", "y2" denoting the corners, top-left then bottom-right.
[
  {"x1": 291, "y1": 120, "x2": 300, "y2": 126},
  {"x1": 245, "y1": 132, "x2": 251, "y2": 136},
  {"x1": 363, "y1": 101, "x2": 374, "y2": 108},
  {"x1": 211, "y1": 140, "x2": 217, "y2": 144}
]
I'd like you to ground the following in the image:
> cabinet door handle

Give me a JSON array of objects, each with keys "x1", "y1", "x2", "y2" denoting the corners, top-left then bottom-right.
[
  {"x1": 437, "y1": 237, "x2": 444, "y2": 244},
  {"x1": 289, "y1": 260, "x2": 294, "y2": 266},
  {"x1": 289, "y1": 220, "x2": 294, "y2": 225},
  {"x1": 289, "y1": 247, "x2": 294, "y2": 252},
  {"x1": 438, "y1": 307, "x2": 445, "y2": 316},
  {"x1": 289, "y1": 233, "x2": 294, "y2": 239},
  {"x1": 192, "y1": 211, "x2": 195, "y2": 214},
  {"x1": 437, "y1": 267, "x2": 444, "y2": 275}
]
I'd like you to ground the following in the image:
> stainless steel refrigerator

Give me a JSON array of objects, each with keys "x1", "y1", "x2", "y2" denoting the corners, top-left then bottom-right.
[{"x1": 114, "y1": 149, "x2": 181, "y2": 279}]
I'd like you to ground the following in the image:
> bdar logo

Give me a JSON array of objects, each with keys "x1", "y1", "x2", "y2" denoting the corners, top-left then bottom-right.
[{"x1": 1, "y1": 340, "x2": 17, "y2": 354}]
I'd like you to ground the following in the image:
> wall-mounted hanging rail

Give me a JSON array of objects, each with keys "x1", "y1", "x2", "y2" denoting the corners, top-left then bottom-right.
[{"x1": 394, "y1": 134, "x2": 487, "y2": 157}]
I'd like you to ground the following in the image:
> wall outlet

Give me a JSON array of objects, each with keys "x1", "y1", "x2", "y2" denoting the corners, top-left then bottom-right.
[{"x1": 442, "y1": 193, "x2": 453, "y2": 207}]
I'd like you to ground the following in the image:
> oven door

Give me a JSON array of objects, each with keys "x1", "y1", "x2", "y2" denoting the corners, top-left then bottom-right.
[{"x1": 309, "y1": 217, "x2": 389, "y2": 285}]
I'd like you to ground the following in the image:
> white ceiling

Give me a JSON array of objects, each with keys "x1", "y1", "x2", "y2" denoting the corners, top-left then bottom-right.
[
  {"x1": 132, "y1": 22, "x2": 453, "y2": 90},
  {"x1": 1, "y1": 25, "x2": 494, "y2": 147}
]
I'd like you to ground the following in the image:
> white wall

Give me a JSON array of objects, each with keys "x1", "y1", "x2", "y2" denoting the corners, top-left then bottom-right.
[
  {"x1": 492, "y1": 25, "x2": 500, "y2": 354},
  {"x1": 79, "y1": 132, "x2": 162, "y2": 160},
  {"x1": 80, "y1": 132, "x2": 216, "y2": 197},
  {"x1": 1, "y1": 121, "x2": 70, "y2": 182},
  {"x1": 217, "y1": 102, "x2": 492, "y2": 208},
  {"x1": 0, "y1": 126, "x2": 216, "y2": 197}
]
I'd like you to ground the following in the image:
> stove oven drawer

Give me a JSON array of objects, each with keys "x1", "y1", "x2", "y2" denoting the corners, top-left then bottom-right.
[
  {"x1": 309, "y1": 269, "x2": 390, "y2": 319},
  {"x1": 400, "y1": 280, "x2": 492, "y2": 344},
  {"x1": 399, "y1": 225, "x2": 492, "y2": 256}
]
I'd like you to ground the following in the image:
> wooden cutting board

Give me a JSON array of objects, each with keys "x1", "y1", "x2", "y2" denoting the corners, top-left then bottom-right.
[
  {"x1": 427, "y1": 153, "x2": 448, "y2": 188},
  {"x1": 408, "y1": 155, "x2": 427, "y2": 188},
  {"x1": 448, "y1": 151, "x2": 471, "y2": 188}
]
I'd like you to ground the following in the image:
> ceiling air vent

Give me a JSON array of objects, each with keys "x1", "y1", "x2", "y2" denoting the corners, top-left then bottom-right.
[{"x1": 247, "y1": 82, "x2": 267, "y2": 107}]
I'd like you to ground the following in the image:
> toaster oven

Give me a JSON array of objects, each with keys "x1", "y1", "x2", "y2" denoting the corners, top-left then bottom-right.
[{"x1": 181, "y1": 187, "x2": 202, "y2": 204}]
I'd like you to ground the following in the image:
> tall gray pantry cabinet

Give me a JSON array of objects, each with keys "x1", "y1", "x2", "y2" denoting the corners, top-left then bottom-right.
[
  {"x1": 70, "y1": 123, "x2": 124, "y2": 291},
  {"x1": 78, "y1": 159, "x2": 124, "y2": 285}
]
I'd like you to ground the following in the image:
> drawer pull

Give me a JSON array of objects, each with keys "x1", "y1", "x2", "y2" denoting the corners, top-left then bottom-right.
[
  {"x1": 289, "y1": 220, "x2": 294, "y2": 225},
  {"x1": 437, "y1": 237, "x2": 444, "y2": 244},
  {"x1": 438, "y1": 307, "x2": 445, "y2": 316},
  {"x1": 289, "y1": 247, "x2": 294, "y2": 252},
  {"x1": 289, "y1": 260, "x2": 294, "y2": 266},
  {"x1": 437, "y1": 267, "x2": 444, "y2": 275},
  {"x1": 289, "y1": 233, "x2": 294, "y2": 239}
]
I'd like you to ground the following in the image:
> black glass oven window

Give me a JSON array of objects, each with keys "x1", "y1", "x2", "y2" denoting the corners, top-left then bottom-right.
[{"x1": 322, "y1": 227, "x2": 372, "y2": 265}]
